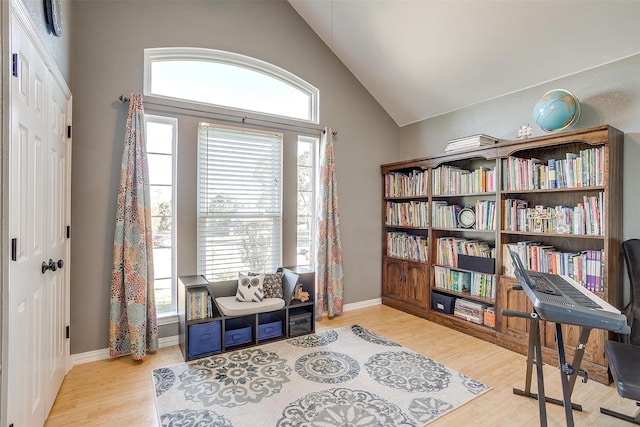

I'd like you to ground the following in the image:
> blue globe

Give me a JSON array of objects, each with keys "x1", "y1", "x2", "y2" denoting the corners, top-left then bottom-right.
[{"x1": 533, "y1": 89, "x2": 581, "y2": 132}]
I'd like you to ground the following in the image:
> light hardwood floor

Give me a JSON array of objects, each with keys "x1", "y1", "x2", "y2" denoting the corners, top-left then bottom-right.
[{"x1": 45, "y1": 305, "x2": 636, "y2": 426}]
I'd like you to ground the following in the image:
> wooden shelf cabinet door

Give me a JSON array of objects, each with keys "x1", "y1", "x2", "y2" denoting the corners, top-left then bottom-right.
[
  {"x1": 498, "y1": 277, "x2": 532, "y2": 341},
  {"x1": 382, "y1": 257, "x2": 405, "y2": 301},
  {"x1": 383, "y1": 257, "x2": 428, "y2": 307}
]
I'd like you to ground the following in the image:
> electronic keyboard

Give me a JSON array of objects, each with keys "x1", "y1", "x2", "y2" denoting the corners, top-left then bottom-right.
[{"x1": 509, "y1": 249, "x2": 630, "y2": 334}]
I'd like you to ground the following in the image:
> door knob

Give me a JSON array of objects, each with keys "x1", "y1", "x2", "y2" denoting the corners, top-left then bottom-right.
[
  {"x1": 56, "y1": 259, "x2": 64, "y2": 269},
  {"x1": 41, "y1": 259, "x2": 57, "y2": 274}
]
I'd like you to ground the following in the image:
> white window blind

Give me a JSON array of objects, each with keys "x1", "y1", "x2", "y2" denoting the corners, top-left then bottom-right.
[{"x1": 197, "y1": 124, "x2": 283, "y2": 281}]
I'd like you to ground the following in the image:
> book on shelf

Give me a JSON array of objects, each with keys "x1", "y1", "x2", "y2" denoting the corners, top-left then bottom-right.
[
  {"x1": 502, "y1": 194, "x2": 604, "y2": 236},
  {"x1": 453, "y1": 298, "x2": 486, "y2": 324},
  {"x1": 433, "y1": 265, "x2": 470, "y2": 292},
  {"x1": 436, "y1": 237, "x2": 494, "y2": 267},
  {"x1": 432, "y1": 165, "x2": 496, "y2": 194},
  {"x1": 474, "y1": 199, "x2": 496, "y2": 230},
  {"x1": 385, "y1": 200, "x2": 429, "y2": 228},
  {"x1": 501, "y1": 146, "x2": 607, "y2": 191},
  {"x1": 433, "y1": 265, "x2": 495, "y2": 299},
  {"x1": 432, "y1": 201, "x2": 461, "y2": 228},
  {"x1": 445, "y1": 134, "x2": 498, "y2": 152},
  {"x1": 470, "y1": 272, "x2": 496, "y2": 299},
  {"x1": 484, "y1": 307, "x2": 496, "y2": 327},
  {"x1": 386, "y1": 231, "x2": 428, "y2": 262},
  {"x1": 385, "y1": 169, "x2": 428, "y2": 198},
  {"x1": 188, "y1": 287, "x2": 213, "y2": 320},
  {"x1": 502, "y1": 243, "x2": 604, "y2": 292}
]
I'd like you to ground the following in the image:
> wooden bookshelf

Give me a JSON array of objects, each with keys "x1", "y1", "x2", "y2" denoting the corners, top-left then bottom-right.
[{"x1": 381, "y1": 124, "x2": 624, "y2": 384}]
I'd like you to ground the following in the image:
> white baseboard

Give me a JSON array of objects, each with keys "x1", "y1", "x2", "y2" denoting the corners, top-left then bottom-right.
[
  {"x1": 70, "y1": 335, "x2": 180, "y2": 366},
  {"x1": 343, "y1": 298, "x2": 381, "y2": 312},
  {"x1": 70, "y1": 300, "x2": 381, "y2": 366}
]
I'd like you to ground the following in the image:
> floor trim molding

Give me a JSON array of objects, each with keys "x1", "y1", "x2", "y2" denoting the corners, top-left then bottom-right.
[{"x1": 70, "y1": 335, "x2": 180, "y2": 366}]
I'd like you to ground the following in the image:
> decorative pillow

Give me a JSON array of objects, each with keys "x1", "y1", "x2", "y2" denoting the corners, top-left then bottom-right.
[
  {"x1": 250, "y1": 271, "x2": 283, "y2": 299},
  {"x1": 236, "y1": 272, "x2": 264, "y2": 302}
]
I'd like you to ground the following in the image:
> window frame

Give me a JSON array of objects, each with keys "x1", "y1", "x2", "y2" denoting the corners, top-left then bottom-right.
[
  {"x1": 144, "y1": 114, "x2": 178, "y2": 316},
  {"x1": 296, "y1": 135, "x2": 318, "y2": 269},
  {"x1": 144, "y1": 47, "x2": 320, "y2": 124}
]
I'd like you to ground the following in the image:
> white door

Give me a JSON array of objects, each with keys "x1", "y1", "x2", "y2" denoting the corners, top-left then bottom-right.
[
  {"x1": 7, "y1": 11, "x2": 70, "y2": 427},
  {"x1": 44, "y1": 69, "x2": 70, "y2": 413}
]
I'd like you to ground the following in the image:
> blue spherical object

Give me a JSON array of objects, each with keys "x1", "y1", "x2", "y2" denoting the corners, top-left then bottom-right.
[{"x1": 533, "y1": 89, "x2": 581, "y2": 132}]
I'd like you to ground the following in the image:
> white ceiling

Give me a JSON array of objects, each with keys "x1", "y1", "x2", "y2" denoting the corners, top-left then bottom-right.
[{"x1": 288, "y1": 0, "x2": 640, "y2": 127}]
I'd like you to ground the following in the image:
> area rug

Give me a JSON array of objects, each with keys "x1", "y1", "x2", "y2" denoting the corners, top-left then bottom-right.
[{"x1": 152, "y1": 324, "x2": 490, "y2": 426}]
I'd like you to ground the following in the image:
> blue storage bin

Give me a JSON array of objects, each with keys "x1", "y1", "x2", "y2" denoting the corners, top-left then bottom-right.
[
  {"x1": 258, "y1": 312, "x2": 282, "y2": 340},
  {"x1": 289, "y1": 308, "x2": 312, "y2": 336},
  {"x1": 432, "y1": 291, "x2": 456, "y2": 314},
  {"x1": 224, "y1": 317, "x2": 252, "y2": 347},
  {"x1": 188, "y1": 320, "x2": 221, "y2": 358}
]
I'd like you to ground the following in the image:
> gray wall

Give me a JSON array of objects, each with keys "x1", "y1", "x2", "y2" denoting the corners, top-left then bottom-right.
[
  {"x1": 399, "y1": 54, "x2": 640, "y2": 243},
  {"x1": 70, "y1": 1, "x2": 398, "y2": 354},
  {"x1": 21, "y1": 0, "x2": 73, "y2": 84}
]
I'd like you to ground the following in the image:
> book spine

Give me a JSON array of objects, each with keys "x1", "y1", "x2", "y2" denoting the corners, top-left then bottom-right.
[{"x1": 548, "y1": 159, "x2": 557, "y2": 189}]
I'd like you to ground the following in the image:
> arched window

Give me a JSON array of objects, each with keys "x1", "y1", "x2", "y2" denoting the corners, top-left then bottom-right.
[{"x1": 144, "y1": 48, "x2": 319, "y2": 123}]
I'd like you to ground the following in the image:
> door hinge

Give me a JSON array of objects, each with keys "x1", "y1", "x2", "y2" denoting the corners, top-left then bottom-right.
[
  {"x1": 67, "y1": 125, "x2": 72, "y2": 139},
  {"x1": 67, "y1": 225, "x2": 70, "y2": 239},
  {"x1": 11, "y1": 238, "x2": 17, "y2": 261},
  {"x1": 12, "y1": 53, "x2": 18, "y2": 77},
  {"x1": 66, "y1": 325, "x2": 70, "y2": 339}
]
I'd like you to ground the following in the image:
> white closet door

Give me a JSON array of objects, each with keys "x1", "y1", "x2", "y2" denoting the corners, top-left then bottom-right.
[{"x1": 7, "y1": 10, "x2": 70, "y2": 427}]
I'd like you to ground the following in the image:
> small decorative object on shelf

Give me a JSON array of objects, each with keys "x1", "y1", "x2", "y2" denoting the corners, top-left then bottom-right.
[
  {"x1": 293, "y1": 283, "x2": 310, "y2": 302},
  {"x1": 517, "y1": 123, "x2": 531, "y2": 139},
  {"x1": 457, "y1": 206, "x2": 476, "y2": 229}
]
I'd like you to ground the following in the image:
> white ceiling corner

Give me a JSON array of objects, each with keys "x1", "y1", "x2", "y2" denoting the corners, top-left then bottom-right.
[{"x1": 288, "y1": 0, "x2": 640, "y2": 127}]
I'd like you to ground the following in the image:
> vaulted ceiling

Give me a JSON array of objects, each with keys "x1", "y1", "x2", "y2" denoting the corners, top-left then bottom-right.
[{"x1": 289, "y1": 0, "x2": 640, "y2": 127}]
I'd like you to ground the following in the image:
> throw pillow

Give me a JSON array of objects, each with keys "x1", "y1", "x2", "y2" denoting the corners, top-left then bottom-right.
[
  {"x1": 236, "y1": 272, "x2": 264, "y2": 302},
  {"x1": 250, "y1": 271, "x2": 283, "y2": 299}
]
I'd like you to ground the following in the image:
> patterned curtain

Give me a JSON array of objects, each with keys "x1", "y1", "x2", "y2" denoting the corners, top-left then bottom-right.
[
  {"x1": 109, "y1": 94, "x2": 158, "y2": 359},
  {"x1": 316, "y1": 127, "x2": 344, "y2": 318}
]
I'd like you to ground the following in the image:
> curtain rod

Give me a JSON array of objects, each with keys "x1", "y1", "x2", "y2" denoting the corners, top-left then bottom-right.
[{"x1": 117, "y1": 94, "x2": 337, "y2": 136}]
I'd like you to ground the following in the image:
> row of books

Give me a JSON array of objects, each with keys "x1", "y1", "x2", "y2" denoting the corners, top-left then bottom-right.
[
  {"x1": 431, "y1": 202, "x2": 460, "y2": 229},
  {"x1": 502, "y1": 146, "x2": 606, "y2": 191},
  {"x1": 431, "y1": 200, "x2": 496, "y2": 230},
  {"x1": 474, "y1": 200, "x2": 497, "y2": 231},
  {"x1": 384, "y1": 170, "x2": 428, "y2": 198},
  {"x1": 431, "y1": 165, "x2": 496, "y2": 195},
  {"x1": 188, "y1": 287, "x2": 214, "y2": 320},
  {"x1": 434, "y1": 265, "x2": 470, "y2": 292},
  {"x1": 469, "y1": 272, "x2": 496, "y2": 299},
  {"x1": 384, "y1": 145, "x2": 606, "y2": 199},
  {"x1": 435, "y1": 237, "x2": 494, "y2": 268},
  {"x1": 453, "y1": 298, "x2": 487, "y2": 325},
  {"x1": 503, "y1": 242, "x2": 604, "y2": 292},
  {"x1": 385, "y1": 201, "x2": 429, "y2": 228},
  {"x1": 503, "y1": 193, "x2": 604, "y2": 236},
  {"x1": 387, "y1": 198, "x2": 601, "y2": 236},
  {"x1": 434, "y1": 265, "x2": 496, "y2": 299},
  {"x1": 386, "y1": 232, "x2": 429, "y2": 262}
]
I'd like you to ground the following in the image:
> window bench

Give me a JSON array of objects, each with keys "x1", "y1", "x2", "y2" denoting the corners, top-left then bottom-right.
[{"x1": 177, "y1": 267, "x2": 315, "y2": 361}]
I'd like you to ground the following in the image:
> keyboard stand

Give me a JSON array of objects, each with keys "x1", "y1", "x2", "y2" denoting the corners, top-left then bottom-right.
[{"x1": 503, "y1": 309, "x2": 590, "y2": 427}]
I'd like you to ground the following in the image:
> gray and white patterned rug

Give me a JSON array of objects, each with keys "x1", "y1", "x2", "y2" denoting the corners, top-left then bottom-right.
[{"x1": 152, "y1": 324, "x2": 490, "y2": 426}]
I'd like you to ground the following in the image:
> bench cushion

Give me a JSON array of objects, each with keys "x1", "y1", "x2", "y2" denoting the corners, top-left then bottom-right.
[
  {"x1": 215, "y1": 296, "x2": 285, "y2": 317},
  {"x1": 605, "y1": 340, "x2": 640, "y2": 401}
]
